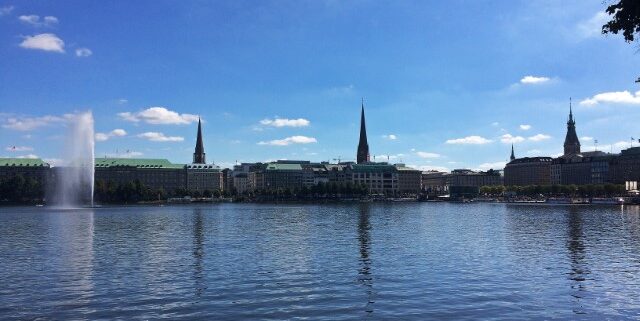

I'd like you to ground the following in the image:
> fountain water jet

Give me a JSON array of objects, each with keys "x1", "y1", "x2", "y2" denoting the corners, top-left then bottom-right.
[{"x1": 54, "y1": 111, "x2": 95, "y2": 207}]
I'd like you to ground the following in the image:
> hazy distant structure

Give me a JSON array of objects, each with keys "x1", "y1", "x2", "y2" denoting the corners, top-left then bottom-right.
[
  {"x1": 510, "y1": 144, "x2": 516, "y2": 161},
  {"x1": 357, "y1": 100, "x2": 370, "y2": 164},
  {"x1": 563, "y1": 99, "x2": 581, "y2": 156},
  {"x1": 193, "y1": 118, "x2": 206, "y2": 164}
]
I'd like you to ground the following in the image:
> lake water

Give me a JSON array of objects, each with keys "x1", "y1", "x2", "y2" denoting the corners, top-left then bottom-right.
[{"x1": 1, "y1": 203, "x2": 640, "y2": 320}]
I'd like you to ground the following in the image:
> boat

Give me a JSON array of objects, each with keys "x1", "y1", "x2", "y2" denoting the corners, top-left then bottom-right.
[{"x1": 590, "y1": 197, "x2": 624, "y2": 205}]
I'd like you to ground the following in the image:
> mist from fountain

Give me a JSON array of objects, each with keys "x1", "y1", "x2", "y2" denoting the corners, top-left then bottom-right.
[{"x1": 54, "y1": 111, "x2": 95, "y2": 208}]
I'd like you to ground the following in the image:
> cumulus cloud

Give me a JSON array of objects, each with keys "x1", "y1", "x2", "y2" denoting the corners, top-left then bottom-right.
[
  {"x1": 95, "y1": 129, "x2": 127, "y2": 142},
  {"x1": 416, "y1": 151, "x2": 441, "y2": 158},
  {"x1": 580, "y1": 90, "x2": 640, "y2": 106},
  {"x1": 5, "y1": 146, "x2": 33, "y2": 152},
  {"x1": 75, "y1": 48, "x2": 92, "y2": 57},
  {"x1": 137, "y1": 132, "x2": 184, "y2": 142},
  {"x1": 2, "y1": 115, "x2": 66, "y2": 131},
  {"x1": 118, "y1": 107, "x2": 199, "y2": 125},
  {"x1": 529, "y1": 134, "x2": 551, "y2": 141},
  {"x1": 258, "y1": 136, "x2": 317, "y2": 146},
  {"x1": 383, "y1": 134, "x2": 397, "y2": 140},
  {"x1": 581, "y1": 136, "x2": 593, "y2": 141},
  {"x1": 259, "y1": 117, "x2": 310, "y2": 128},
  {"x1": 520, "y1": 76, "x2": 550, "y2": 84},
  {"x1": 19, "y1": 15, "x2": 58, "y2": 27},
  {"x1": 477, "y1": 161, "x2": 506, "y2": 171},
  {"x1": 411, "y1": 165, "x2": 450, "y2": 172},
  {"x1": 500, "y1": 134, "x2": 525, "y2": 144},
  {"x1": 519, "y1": 124, "x2": 531, "y2": 130},
  {"x1": 104, "y1": 151, "x2": 144, "y2": 158},
  {"x1": 19, "y1": 33, "x2": 65, "y2": 53},
  {"x1": 445, "y1": 136, "x2": 493, "y2": 145}
]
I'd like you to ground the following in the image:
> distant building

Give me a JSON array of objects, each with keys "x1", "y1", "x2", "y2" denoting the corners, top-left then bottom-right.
[
  {"x1": 504, "y1": 156, "x2": 553, "y2": 186},
  {"x1": 449, "y1": 169, "x2": 502, "y2": 187},
  {"x1": 0, "y1": 157, "x2": 50, "y2": 187},
  {"x1": 606, "y1": 147, "x2": 640, "y2": 184},
  {"x1": 186, "y1": 164, "x2": 223, "y2": 193},
  {"x1": 302, "y1": 163, "x2": 329, "y2": 187},
  {"x1": 563, "y1": 101, "x2": 581, "y2": 156},
  {"x1": 94, "y1": 158, "x2": 186, "y2": 192},
  {"x1": 356, "y1": 100, "x2": 370, "y2": 164},
  {"x1": 421, "y1": 170, "x2": 449, "y2": 194},
  {"x1": 347, "y1": 163, "x2": 398, "y2": 195},
  {"x1": 395, "y1": 164, "x2": 422, "y2": 193},
  {"x1": 255, "y1": 161, "x2": 304, "y2": 190}
]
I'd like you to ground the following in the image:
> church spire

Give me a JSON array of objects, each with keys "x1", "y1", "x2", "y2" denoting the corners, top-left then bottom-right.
[
  {"x1": 563, "y1": 98, "x2": 580, "y2": 156},
  {"x1": 357, "y1": 99, "x2": 370, "y2": 164},
  {"x1": 510, "y1": 144, "x2": 516, "y2": 161},
  {"x1": 193, "y1": 117, "x2": 206, "y2": 164}
]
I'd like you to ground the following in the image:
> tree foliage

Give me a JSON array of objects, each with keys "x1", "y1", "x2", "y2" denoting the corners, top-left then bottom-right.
[{"x1": 602, "y1": 0, "x2": 640, "y2": 42}]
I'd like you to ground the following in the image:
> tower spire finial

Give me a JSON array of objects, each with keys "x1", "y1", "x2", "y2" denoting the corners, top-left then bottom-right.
[
  {"x1": 510, "y1": 143, "x2": 516, "y2": 161},
  {"x1": 193, "y1": 117, "x2": 206, "y2": 164},
  {"x1": 357, "y1": 100, "x2": 370, "y2": 164}
]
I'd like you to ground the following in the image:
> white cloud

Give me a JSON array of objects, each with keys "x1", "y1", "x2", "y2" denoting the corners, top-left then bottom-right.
[
  {"x1": 411, "y1": 165, "x2": 450, "y2": 172},
  {"x1": 19, "y1": 33, "x2": 65, "y2": 53},
  {"x1": 104, "y1": 151, "x2": 144, "y2": 158},
  {"x1": 477, "y1": 161, "x2": 506, "y2": 171},
  {"x1": 1, "y1": 115, "x2": 66, "y2": 131},
  {"x1": 259, "y1": 117, "x2": 310, "y2": 128},
  {"x1": 95, "y1": 129, "x2": 127, "y2": 142},
  {"x1": 519, "y1": 124, "x2": 531, "y2": 130},
  {"x1": 117, "y1": 99, "x2": 128, "y2": 105},
  {"x1": 520, "y1": 76, "x2": 550, "y2": 84},
  {"x1": 258, "y1": 135, "x2": 317, "y2": 146},
  {"x1": 416, "y1": 151, "x2": 441, "y2": 159},
  {"x1": 581, "y1": 136, "x2": 593, "y2": 141},
  {"x1": 383, "y1": 134, "x2": 397, "y2": 140},
  {"x1": 5, "y1": 146, "x2": 33, "y2": 152},
  {"x1": 43, "y1": 158, "x2": 64, "y2": 166},
  {"x1": 526, "y1": 149, "x2": 542, "y2": 155},
  {"x1": 580, "y1": 90, "x2": 640, "y2": 106},
  {"x1": 19, "y1": 15, "x2": 59, "y2": 27},
  {"x1": 577, "y1": 11, "x2": 609, "y2": 38},
  {"x1": 0, "y1": 5, "x2": 14, "y2": 16},
  {"x1": 75, "y1": 48, "x2": 92, "y2": 57},
  {"x1": 491, "y1": 122, "x2": 500, "y2": 127},
  {"x1": 445, "y1": 135, "x2": 493, "y2": 145},
  {"x1": 500, "y1": 134, "x2": 525, "y2": 144},
  {"x1": 137, "y1": 132, "x2": 184, "y2": 142},
  {"x1": 118, "y1": 107, "x2": 199, "y2": 125},
  {"x1": 17, "y1": 154, "x2": 39, "y2": 159},
  {"x1": 529, "y1": 134, "x2": 552, "y2": 142}
]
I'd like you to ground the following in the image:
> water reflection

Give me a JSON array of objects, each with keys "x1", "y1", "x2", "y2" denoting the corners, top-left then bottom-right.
[
  {"x1": 193, "y1": 208, "x2": 205, "y2": 298},
  {"x1": 357, "y1": 204, "x2": 375, "y2": 314},
  {"x1": 565, "y1": 207, "x2": 589, "y2": 314}
]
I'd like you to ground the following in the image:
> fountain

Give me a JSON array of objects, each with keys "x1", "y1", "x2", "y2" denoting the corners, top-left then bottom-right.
[{"x1": 53, "y1": 111, "x2": 95, "y2": 207}]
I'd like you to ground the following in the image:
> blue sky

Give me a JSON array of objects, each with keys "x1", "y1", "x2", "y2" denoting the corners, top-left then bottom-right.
[{"x1": 1, "y1": 0, "x2": 640, "y2": 171}]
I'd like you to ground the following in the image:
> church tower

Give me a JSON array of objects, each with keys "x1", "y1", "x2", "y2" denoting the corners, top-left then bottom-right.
[
  {"x1": 563, "y1": 98, "x2": 581, "y2": 156},
  {"x1": 510, "y1": 144, "x2": 516, "y2": 161},
  {"x1": 356, "y1": 99, "x2": 370, "y2": 164},
  {"x1": 193, "y1": 117, "x2": 206, "y2": 164}
]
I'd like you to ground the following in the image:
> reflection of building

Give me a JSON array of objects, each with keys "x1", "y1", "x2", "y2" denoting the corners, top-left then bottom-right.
[{"x1": 94, "y1": 158, "x2": 186, "y2": 192}]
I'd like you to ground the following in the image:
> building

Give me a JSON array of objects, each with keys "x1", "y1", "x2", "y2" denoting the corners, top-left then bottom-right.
[
  {"x1": 186, "y1": 164, "x2": 223, "y2": 193},
  {"x1": 94, "y1": 158, "x2": 186, "y2": 192},
  {"x1": 606, "y1": 147, "x2": 640, "y2": 184},
  {"x1": 186, "y1": 117, "x2": 224, "y2": 193},
  {"x1": 255, "y1": 161, "x2": 304, "y2": 190},
  {"x1": 504, "y1": 156, "x2": 553, "y2": 186},
  {"x1": 302, "y1": 163, "x2": 329, "y2": 187},
  {"x1": 449, "y1": 169, "x2": 502, "y2": 187},
  {"x1": 563, "y1": 101, "x2": 581, "y2": 156},
  {"x1": 356, "y1": 100, "x2": 370, "y2": 164},
  {"x1": 232, "y1": 172, "x2": 250, "y2": 194},
  {"x1": 0, "y1": 157, "x2": 51, "y2": 183},
  {"x1": 347, "y1": 163, "x2": 398, "y2": 195},
  {"x1": 421, "y1": 170, "x2": 449, "y2": 194},
  {"x1": 395, "y1": 164, "x2": 422, "y2": 194}
]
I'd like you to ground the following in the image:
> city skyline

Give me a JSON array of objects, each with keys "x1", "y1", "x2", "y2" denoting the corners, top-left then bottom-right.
[{"x1": 2, "y1": 1, "x2": 640, "y2": 171}]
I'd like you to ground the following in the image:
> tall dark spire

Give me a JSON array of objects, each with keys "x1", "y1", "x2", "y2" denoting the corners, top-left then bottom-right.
[
  {"x1": 357, "y1": 99, "x2": 370, "y2": 164},
  {"x1": 510, "y1": 144, "x2": 516, "y2": 161},
  {"x1": 563, "y1": 98, "x2": 581, "y2": 156},
  {"x1": 193, "y1": 117, "x2": 206, "y2": 164}
]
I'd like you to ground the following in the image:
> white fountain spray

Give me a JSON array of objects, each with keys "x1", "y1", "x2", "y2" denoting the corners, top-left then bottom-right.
[{"x1": 55, "y1": 111, "x2": 95, "y2": 207}]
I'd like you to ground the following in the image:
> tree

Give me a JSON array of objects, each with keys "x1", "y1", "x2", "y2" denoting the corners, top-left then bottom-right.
[{"x1": 601, "y1": 0, "x2": 640, "y2": 82}]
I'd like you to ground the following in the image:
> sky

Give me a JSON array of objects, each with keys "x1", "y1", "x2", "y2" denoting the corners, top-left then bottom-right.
[{"x1": 1, "y1": 0, "x2": 640, "y2": 171}]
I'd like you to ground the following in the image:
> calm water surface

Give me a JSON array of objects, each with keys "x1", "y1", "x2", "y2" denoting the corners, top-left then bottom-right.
[{"x1": 1, "y1": 203, "x2": 640, "y2": 320}]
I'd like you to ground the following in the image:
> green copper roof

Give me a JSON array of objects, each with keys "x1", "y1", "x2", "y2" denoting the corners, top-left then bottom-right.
[
  {"x1": 95, "y1": 158, "x2": 185, "y2": 169},
  {"x1": 0, "y1": 158, "x2": 49, "y2": 167},
  {"x1": 266, "y1": 163, "x2": 302, "y2": 171}
]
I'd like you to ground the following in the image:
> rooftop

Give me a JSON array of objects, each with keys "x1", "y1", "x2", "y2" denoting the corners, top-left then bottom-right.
[
  {"x1": 94, "y1": 158, "x2": 185, "y2": 169},
  {"x1": 266, "y1": 163, "x2": 303, "y2": 171},
  {"x1": 0, "y1": 158, "x2": 49, "y2": 167}
]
